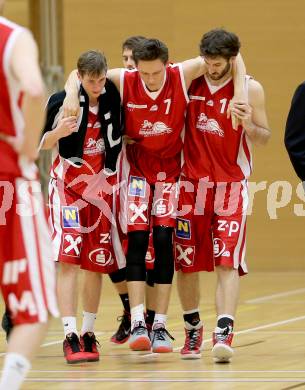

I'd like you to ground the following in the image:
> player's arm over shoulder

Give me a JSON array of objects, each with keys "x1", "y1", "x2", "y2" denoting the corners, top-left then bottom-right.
[
  {"x1": 248, "y1": 78, "x2": 271, "y2": 144},
  {"x1": 248, "y1": 79, "x2": 269, "y2": 128},
  {"x1": 181, "y1": 56, "x2": 207, "y2": 89}
]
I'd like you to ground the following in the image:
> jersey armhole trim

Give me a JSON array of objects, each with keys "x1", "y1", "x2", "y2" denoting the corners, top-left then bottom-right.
[{"x1": 177, "y1": 63, "x2": 190, "y2": 104}]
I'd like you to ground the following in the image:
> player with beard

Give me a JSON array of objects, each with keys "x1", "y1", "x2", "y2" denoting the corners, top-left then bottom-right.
[{"x1": 175, "y1": 28, "x2": 270, "y2": 361}]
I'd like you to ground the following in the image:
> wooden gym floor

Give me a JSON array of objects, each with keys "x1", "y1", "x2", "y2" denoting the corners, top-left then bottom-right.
[{"x1": 0, "y1": 271, "x2": 305, "y2": 389}]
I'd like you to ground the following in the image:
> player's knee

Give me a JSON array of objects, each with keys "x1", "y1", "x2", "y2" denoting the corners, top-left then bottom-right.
[
  {"x1": 146, "y1": 269, "x2": 155, "y2": 287},
  {"x1": 59, "y1": 262, "x2": 78, "y2": 275},
  {"x1": 217, "y1": 264, "x2": 235, "y2": 272},
  {"x1": 153, "y1": 226, "x2": 174, "y2": 284},
  {"x1": 109, "y1": 267, "x2": 126, "y2": 283},
  {"x1": 126, "y1": 231, "x2": 149, "y2": 282}
]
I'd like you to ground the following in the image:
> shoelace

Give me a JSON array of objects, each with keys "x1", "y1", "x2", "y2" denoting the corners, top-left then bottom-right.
[
  {"x1": 83, "y1": 333, "x2": 100, "y2": 351},
  {"x1": 66, "y1": 334, "x2": 81, "y2": 353},
  {"x1": 152, "y1": 328, "x2": 175, "y2": 342},
  {"x1": 131, "y1": 321, "x2": 147, "y2": 335},
  {"x1": 215, "y1": 325, "x2": 232, "y2": 342},
  {"x1": 186, "y1": 329, "x2": 201, "y2": 349}
]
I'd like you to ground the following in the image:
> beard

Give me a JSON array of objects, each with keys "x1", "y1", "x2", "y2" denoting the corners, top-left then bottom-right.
[{"x1": 209, "y1": 61, "x2": 231, "y2": 81}]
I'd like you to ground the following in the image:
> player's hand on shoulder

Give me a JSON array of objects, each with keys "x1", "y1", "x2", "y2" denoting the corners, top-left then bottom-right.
[{"x1": 55, "y1": 116, "x2": 78, "y2": 138}]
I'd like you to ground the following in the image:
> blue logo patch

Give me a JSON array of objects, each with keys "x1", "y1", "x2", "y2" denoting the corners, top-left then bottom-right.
[
  {"x1": 62, "y1": 206, "x2": 80, "y2": 228},
  {"x1": 176, "y1": 218, "x2": 191, "y2": 239},
  {"x1": 128, "y1": 176, "x2": 146, "y2": 198}
]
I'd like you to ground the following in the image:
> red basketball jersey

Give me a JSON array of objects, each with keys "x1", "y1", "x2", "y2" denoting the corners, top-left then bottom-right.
[
  {"x1": 121, "y1": 64, "x2": 188, "y2": 181},
  {"x1": 0, "y1": 17, "x2": 29, "y2": 176},
  {"x1": 182, "y1": 75, "x2": 252, "y2": 182},
  {"x1": 51, "y1": 108, "x2": 105, "y2": 195}
]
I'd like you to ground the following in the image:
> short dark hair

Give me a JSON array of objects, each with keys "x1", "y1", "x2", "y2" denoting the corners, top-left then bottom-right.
[
  {"x1": 77, "y1": 50, "x2": 107, "y2": 77},
  {"x1": 200, "y1": 29, "x2": 240, "y2": 60},
  {"x1": 122, "y1": 35, "x2": 146, "y2": 52},
  {"x1": 133, "y1": 38, "x2": 169, "y2": 65}
]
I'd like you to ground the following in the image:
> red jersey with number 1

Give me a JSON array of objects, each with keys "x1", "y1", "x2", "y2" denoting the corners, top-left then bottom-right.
[
  {"x1": 182, "y1": 75, "x2": 252, "y2": 182},
  {"x1": 121, "y1": 64, "x2": 189, "y2": 183}
]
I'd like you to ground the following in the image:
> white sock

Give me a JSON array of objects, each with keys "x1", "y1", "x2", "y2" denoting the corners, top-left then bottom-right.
[
  {"x1": 153, "y1": 313, "x2": 167, "y2": 330},
  {"x1": 62, "y1": 316, "x2": 77, "y2": 337},
  {"x1": 130, "y1": 304, "x2": 145, "y2": 330},
  {"x1": 81, "y1": 311, "x2": 96, "y2": 335},
  {"x1": 0, "y1": 353, "x2": 31, "y2": 390}
]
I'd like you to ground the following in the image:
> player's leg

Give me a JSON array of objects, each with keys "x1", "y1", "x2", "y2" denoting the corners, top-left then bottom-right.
[
  {"x1": 150, "y1": 225, "x2": 175, "y2": 353},
  {"x1": 124, "y1": 175, "x2": 152, "y2": 351},
  {"x1": 175, "y1": 178, "x2": 214, "y2": 358},
  {"x1": 0, "y1": 178, "x2": 59, "y2": 389},
  {"x1": 80, "y1": 270, "x2": 102, "y2": 361},
  {"x1": 109, "y1": 269, "x2": 131, "y2": 344},
  {"x1": 49, "y1": 179, "x2": 86, "y2": 363},
  {"x1": 212, "y1": 181, "x2": 248, "y2": 362},
  {"x1": 126, "y1": 230, "x2": 151, "y2": 350},
  {"x1": 144, "y1": 229, "x2": 156, "y2": 334}
]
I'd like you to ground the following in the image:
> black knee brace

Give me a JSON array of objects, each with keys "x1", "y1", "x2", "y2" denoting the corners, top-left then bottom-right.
[
  {"x1": 153, "y1": 226, "x2": 174, "y2": 284},
  {"x1": 109, "y1": 267, "x2": 126, "y2": 283},
  {"x1": 126, "y1": 231, "x2": 149, "y2": 282},
  {"x1": 146, "y1": 268, "x2": 155, "y2": 287}
]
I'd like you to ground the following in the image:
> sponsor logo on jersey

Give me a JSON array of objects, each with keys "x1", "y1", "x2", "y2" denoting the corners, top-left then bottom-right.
[
  {"x1": 62, "y1": 234, "x2": 82, "y2": 257},
  {"x1": 213, "y1": 238, "x2": 230, "y2": 257},
  {"x1": 127, "y1": 102, "x2": 147, "y2": 111},
  {"x1": 128, "y1": 202, "x2": 149, "y2": 224},
  {"x1": 176, "y1": 218, "x2": 191, "y2": 239},
  {"x1": 150, "y1": 104, "x2": 158, "y2": 111},
  {"x1": 83, "y1": 137, "x2": 105, "y2": 155},
  {"x1": 139, "y1": 120, "x2": 172, "y2": 137},
  {"x1": 152, "y1": 198, "x2": 174, "y2": 218},
  {"x1": 206, "y1": 99, "x2": 214, "y2": 106},
  {"x1": 175, "y1": 243, "x2": 195, "y2": 267},
  {"x1": 62, "y1": 206, "x2": 80, "y2": 228},
  {"x1": 128, "y1": 176, "x2": 146, "y2": 197},
  {"x1": 89, "y1": 248, "x2": 113, "y2": 266},
  {"x1": 196, "y1": 113, "x2": 224, "y2": 137}
]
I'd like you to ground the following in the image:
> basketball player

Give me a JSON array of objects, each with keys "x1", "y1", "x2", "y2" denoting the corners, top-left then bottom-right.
[
  {"x1": 285, "y1": 81, "x2": 305, "y2": 187},
  {"x1": 63, "y1": 37, "x2": 245, "y2": 353},
  {"x1": 0, "y1": 3, "x2": 59, "y2": 388},
  {"x1": 174, "y1": 29, "x2": 270, "y2": 361},
  {"x1": 40, "y1": 50, "x2": 123, "y2": 363},
  {"x1": 110, "y1": 35, "x2": 157, "y2": 344}
]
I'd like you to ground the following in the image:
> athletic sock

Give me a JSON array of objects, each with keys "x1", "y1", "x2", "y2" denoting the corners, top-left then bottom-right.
[
  {"x1": 183, "y1": 309, "x2": 201, "y2": 328},
  {"x1": 81, "y1": 311, "x2": 97, "y2": 335},
  {"x1": 119, "y1": 293, "x2": 130, "y2": 313},
  {"x1": 0, "y1": 353, "x2": 31, "y2": 390},
  {"x1": 131, "y1": 304, "x2": 145, "y2": 331},
  {"x1": 62, "y1": 316, "x2": 77, "y2": 337}
]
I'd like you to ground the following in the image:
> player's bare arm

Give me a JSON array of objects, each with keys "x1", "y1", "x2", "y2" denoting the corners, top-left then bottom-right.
[
  {"x1": 63, "y1": 68, "x2": 121, "y2": 117},
  {"x1": 231, "y1": 79, "x2": 271, "y2": 146},
  {"x1": 10, "y1": 29, "x2": 46, "y2": 160},
  {"x1": 40, "y1": 116, "x2": 78, "y2": 150}
]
